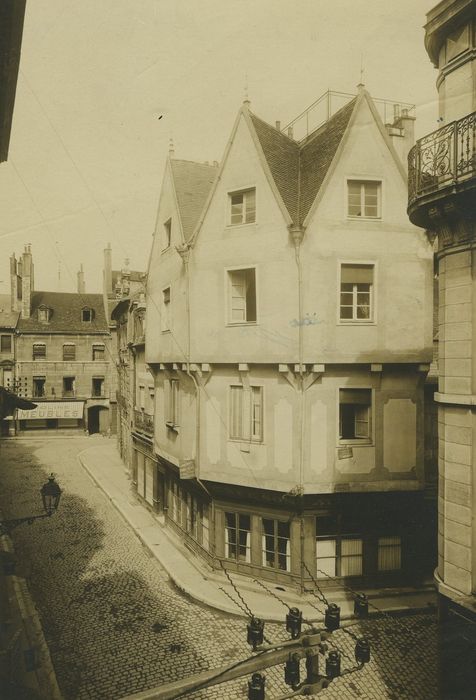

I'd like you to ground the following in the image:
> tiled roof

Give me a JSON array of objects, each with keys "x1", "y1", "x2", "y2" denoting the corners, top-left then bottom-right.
[
  {"x1": 17, "y1": 291, "x2": 109, "y2": 334},
  {"x1": 250, "y1": 98, "x2": 356, "y2": 225},
  {"x1": 0, "y1": 294, "x2": 19, "y2": 328},
  {"x1": 170, "y1": 159, "x2": 218, "y2": 240}
]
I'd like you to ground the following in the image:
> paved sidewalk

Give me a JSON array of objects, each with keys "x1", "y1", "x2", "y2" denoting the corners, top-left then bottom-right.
[{"x1": 77, "y1": 438, "x2": 437, "y2": 623}]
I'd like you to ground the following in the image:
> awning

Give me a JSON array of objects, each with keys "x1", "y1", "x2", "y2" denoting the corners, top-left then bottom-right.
[{"x1": 16, "y1": 402, "x2": 85, "y2": 420}]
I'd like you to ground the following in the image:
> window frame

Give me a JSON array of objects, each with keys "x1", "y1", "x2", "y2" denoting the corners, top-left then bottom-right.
[
  {"x1": 346, "y1": 178, "x2": 382, "y2": 220},
  {"x1": 0, "y1": 334, "x2": 12, "y2": 353},
  {"x1": 62, "y1": 376, "x2": 76, "y2": 398},
  {"x1": 337, "y1": 260, "x2": 377, "y2": 325},
  {"x1": 62, "y1": 343, "x2": 76, "y2": 361},
  {"x1": 162, "y1": 218, "x2": 172, "y2": 251},
  {"x1": 81, "y1": 307, "x2": 94, "y2": 323},
  {"x1": 32, "y1": 376, "x2": 46, "y2": 398},
  {"x1": 92, "y1": 343, "x2": 105, "y2": 361},
  {"x1": 225, "y1": 265, "x2": 258, "y2": 326},
  {"x1": 229, "y1": 384, "x2": 264, "y2": 443},
  {"x1": 262, "y1": 517, "x2": 291, "y2": 573},
  {"x1": 377, "y1": 535, "x2": 402, "y2": 572},
  {"x1": 225, "y1": 512, "x2": 252, "y2": 563},
  {"x1": 227, "y1": 186, "x2": 257, "y2": 227},
  {"x1": 161, "y1": 286, "x2": 171, "y2": 332},
  {"x1": 92, "y1": 376, "x2": 105, "y2": 398},
  {"x1": 32, "y1": 343, "x2": 46, "y2": 360},
  {"x1": 338, "y1": 387, "x2": 373, "y2": 446},
  {"x1": 166, "y1": 378, "x2": 179, "y2": 430}
]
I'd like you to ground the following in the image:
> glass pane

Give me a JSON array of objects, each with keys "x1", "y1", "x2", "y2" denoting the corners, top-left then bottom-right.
[
  {"x1": 357, "y1": 305, "x2": 370, "y2": 319},
  {"x1": 341, "y1": 555, "x2": 362, "y2": 576},
  {"x1": 340, "y1": 306, "x2": 353, "y2": 319},
  {"x1": 341, "y1": 539, "x2": 362, "y2": 556},
  {"x1": 245, "y1": 190, "x2": 256, "y2": 223},
  {"x1": 348, "y1": 204, "x2": 362, "y2": 216},
  {"x1": 239, "y1": 514, "x2": 251, "y2": 531},
  {"x1": 340, "y1": 292, "x2": 353, "y2": 304},
  {"x1": 316, "y1": 539, "x2": 336, "y2": 558},
  {"x1": 278, "y1": 521, "x2": 290, "y2": 538}
]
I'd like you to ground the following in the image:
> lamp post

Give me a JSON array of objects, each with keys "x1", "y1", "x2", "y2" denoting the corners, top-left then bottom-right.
[{"x1": 0, "y1": 474, "x2": 62, "y2": 536}]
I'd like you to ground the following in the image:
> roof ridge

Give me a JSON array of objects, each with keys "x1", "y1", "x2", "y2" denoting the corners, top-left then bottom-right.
[
  {"x1": 171, "y1": 158, "x2": 218, "y2": 168},
  {"x1": 248, "y1": 111, "x2": 298, "y2": 145}
]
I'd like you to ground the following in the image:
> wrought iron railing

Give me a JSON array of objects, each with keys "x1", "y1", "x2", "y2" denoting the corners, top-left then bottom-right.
[
  {"x1": 408, "y1": 111, "x2": 476, "y2": 204},
  {"x1": 134, "y1": 409, "x2": 154, "y2": 434}
]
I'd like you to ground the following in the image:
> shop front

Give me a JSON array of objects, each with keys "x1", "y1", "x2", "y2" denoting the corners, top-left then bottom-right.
[{"x1": 16, "y1": 401, "x2": 85, "y2": 432}]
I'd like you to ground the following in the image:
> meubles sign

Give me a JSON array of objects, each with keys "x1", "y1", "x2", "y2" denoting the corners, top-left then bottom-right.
[{"x1": 16, "y1": 402, "x2": 85, "y2": 420}]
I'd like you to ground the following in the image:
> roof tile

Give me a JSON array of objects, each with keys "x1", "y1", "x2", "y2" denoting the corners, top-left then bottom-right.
[
  {"x1": 17, "y1": 291, "x2": 109, "y2": 334},
  {"x1": 170, "y1": 159, "x2": 218, "y2": 240}
]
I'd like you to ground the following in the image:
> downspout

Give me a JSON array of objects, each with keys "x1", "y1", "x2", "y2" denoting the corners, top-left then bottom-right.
[
  {"x1": 290, "y1": 223, "x2": 305, "y2": 592},
  {"x1": 176, "y1": 243, "x2": 208, "y2": 498}
]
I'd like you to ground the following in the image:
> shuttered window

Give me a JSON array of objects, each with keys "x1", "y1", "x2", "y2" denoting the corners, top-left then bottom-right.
[
  {"x1": 230, "y1": 188, "x2": 256, "y2": 225},
  {"x1": 230, "y1": 385, "x2": 263, "y2": 442},
  {"x1": 228, "y1": 268, "x2": 256, "y2": 323},
  {"x1": 378, "y1": 536, "x2": 402, "y2": 571},
  {"x1": 63, "y1": 343, "x2": 76, "y2": 361},
  {"x1": 33, "y1": 343, "x2": 46, "y2": 360},
  {"x1": 339, "y1": 389, "x2": 372, "y2": 441}
]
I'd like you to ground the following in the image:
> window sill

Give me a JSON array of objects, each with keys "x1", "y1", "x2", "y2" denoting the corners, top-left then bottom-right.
[
  {"x1": 347, "y1": 215, "x2": 381, "y2": 221},
  {"x1": 166, "y1": 421, "x2": 179, "y2": 433},
  {"x1": 338, "y1": 439, "x2": 373, "y2": 447},
  {"x1": 338, "y1": 320, "x2": 376, "y2": 326},
  {"x1": 226, "y1": 321, "x2": 258, "y2": 327},
  {"x1": 228, "y1": 437, "x2": 263, "y2": 445},
  {"x1": 161, "y1": 329, "x2": 171, "y2": 334},
  {"x1": 225, "y1": 222, "x2": 257, "y2": 229}
]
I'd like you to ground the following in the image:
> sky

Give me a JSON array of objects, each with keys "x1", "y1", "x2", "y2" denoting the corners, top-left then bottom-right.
[{"x1": 0, "y1": 0, "x2": 438, "y2": 294}]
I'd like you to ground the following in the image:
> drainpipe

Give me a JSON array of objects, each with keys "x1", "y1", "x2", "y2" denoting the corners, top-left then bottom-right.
[{"x1": 290, "y1": 224, "x2": 306, "y2": 592}]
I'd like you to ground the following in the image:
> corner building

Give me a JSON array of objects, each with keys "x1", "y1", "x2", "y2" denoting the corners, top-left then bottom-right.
[
  {"x1": 407, "y1": 0, "x2": 476, "y2": 695},
  {"x1": 146, "y1": 87, "x2": 434, "y2": 590}
]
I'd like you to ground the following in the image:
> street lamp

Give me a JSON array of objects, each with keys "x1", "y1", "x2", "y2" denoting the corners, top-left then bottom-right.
[{"x1": 0, "y1": 473, "x2": 62, "y2": 535}]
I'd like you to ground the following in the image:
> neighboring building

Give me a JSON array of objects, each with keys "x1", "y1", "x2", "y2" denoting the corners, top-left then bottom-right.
[
  {"x1": 145, "y1": 87, "x2": 434, "y2": 589},
  {"x1": 112, "y1": 287, "x2": 159, "y2": 509},
  {"x1": 0, "y1": 293, "x2": 19, "y2": 435},
  {"x1": 0, "y1": 0, "x2": 27, "y2": 162},
  {"x1": 11, "y1": 245, "x2": 113, "y2": 434},
  {"x1": 407, "y1": 0, "x2": 476, "y2": 695}
]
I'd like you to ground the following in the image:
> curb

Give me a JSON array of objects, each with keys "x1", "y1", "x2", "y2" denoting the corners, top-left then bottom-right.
[{"x1": 77, "y1": 448, "x2": 437, "y2": 624}]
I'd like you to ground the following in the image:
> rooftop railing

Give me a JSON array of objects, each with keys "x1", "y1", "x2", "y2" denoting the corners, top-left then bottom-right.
[{"x1": 408, "y1": 111, "x2": 476, "y2": 205}]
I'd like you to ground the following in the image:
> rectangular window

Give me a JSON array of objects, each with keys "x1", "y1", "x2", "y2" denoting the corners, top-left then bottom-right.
[
  {"x1": 228, "y1": 268, "x2": 256, "y2": 323},
  {"x1": 62, "y1": 376, "x2": 75, "y2": 398},
  {"x1": 341, "y1": 538, "x2": 363, "y2": 576},
  {"x1": 0, "y1": 335, "x2": 12, "y2": 353},
  {"x1": 163, "y1": 218, "x2": 172, "y2": 249},
  {"x1": 33, "y1": 343, "x2": 46, "y2": 360},
  {"x1": 316, "y1": 538, "x2": 337, "y2": 578},
  {"x1": 32, "y1": 376, "x2": 46, "y2": 398},
  {"x1": 162, "y1": 287, "x2": 171, "y2": 331},
  {"x1": 225, "y1": 512, "x2": 251, "y2": 563},
  {"x1": 166, "y1": 379, "x2": 179, "y2": 427},
  {"x1": 378, "y1": 536, "x2": 402, "y2": 571},
  {"x1": 92, "y1": 344, "x2": 105, "y2": 361},
  {"x1": 63, "y1": 344, "x2": 76, "y2": 361},
  {"x1": 262, "y1": 519, "x2": 291, "y2": 572},
  {"x1": 340, "y1": 264, "x2": 374, "y2": 322},
  {"x1": 339, "y1": 389, "x2": 372, "y2": 441},
  {"x1": 92, "y1": 377, "x2": 104, "y2": 397},
  {"x1": 316, "y1": 517, "x2": 363, "y2": 578},
  {"x1": 347, "y1": 180, "x2": 380, "y2": 218},
  {"x1": 229, "y1": 188, "x2": 256, "y2": 225},
  {"x1": 230, "y1": 385, "x2": 263, "y2": 442}
]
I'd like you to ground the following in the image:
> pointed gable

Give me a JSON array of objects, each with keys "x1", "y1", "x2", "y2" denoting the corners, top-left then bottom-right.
[
  {"x1": 170, "y1": 159, "x2": 218, "y2": 241},
  {"x1": 249, "y1": 114, "x2": 300, "y2": 223},
  {"x1": 248, "y1": 98, "x2": 356, "y2": 226}
]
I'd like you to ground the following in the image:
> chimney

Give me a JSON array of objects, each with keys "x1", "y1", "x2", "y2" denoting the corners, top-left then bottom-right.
[
  {"x1": 275, "y1": 120, "x2": 281, "y2": 130},
  {"x1": 10, "y1": 253, "x2": 18, "y2": 312},
  {"x1": 77, "y1": 264, "x2": 85, "y2": 294},
  {"x1": 103, "y1": 243, "x2": 112, "y2": 297},
  {"x1": 287, "y1": 125, "x2": 294, "y2": 139},
  {"x1": 387, "y1": 106, "x2": 416, "y2": 173},
  {"x1": 20, "y1": 244, "x2": 32, "y2": 319}
]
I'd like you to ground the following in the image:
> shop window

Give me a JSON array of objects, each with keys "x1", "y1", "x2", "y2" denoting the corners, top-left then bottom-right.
[
  {"x1": 1, "y1": 335, "x2": 12, "y2": 353},
  {"x1": 378, "y1": 536, "x2": 402, "y2": 571},
  {"x1": 347, "y1": 180, "x2": 380, "y2": 218},
  {"x1": 262, "y1": 518, "x2": 291, "y2": 572},
  {"x1": 62, "y1": 376, "x2": 75, "y2": 398},
  {"x1": 340, "y1": 264, "x2": 374, "y2": 321},
  {"x1": 225, "y1": 512, "x2": 251, "y2": 563},
  {"x1": 92, "y1": 344, "x2": 105, "y2": 361},
  {"x1": 33, "y1": 343, "x2": 46, "y2": 360},
  {"x1": 32, "y1": 376, "x2": 46, "y2": 398},
  {"x1": 339, "y1": 388, "x2": 372, "y2": 441},
  {"x1": 63, "y1": 343, "x2": 76, "y2": 361},
  {"x1": 230, "y1": 385, "x2": 263, "y2": 441},
  {"x1": 228, "y1": 268, "x2": 256, "y2": 323},
  {"x1": 229, "y1": 188, "x2": 256, "y2": 225}
]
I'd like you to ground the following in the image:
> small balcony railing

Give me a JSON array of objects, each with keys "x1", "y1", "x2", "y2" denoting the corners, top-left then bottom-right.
[
  {"x1": 134, "y1": 409, "x2": 154, "y2": 435},
  {"x1": 408, "y1": 111, "x2": 476, "y2": 205}
]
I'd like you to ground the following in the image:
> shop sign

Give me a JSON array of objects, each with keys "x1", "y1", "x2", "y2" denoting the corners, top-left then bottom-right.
[
  {"x1": 16, "y1": 401, "x2": 85, "y2": 420},
  {"x1": 179, "y1": 459, "x2": 196, "y2": 479}
]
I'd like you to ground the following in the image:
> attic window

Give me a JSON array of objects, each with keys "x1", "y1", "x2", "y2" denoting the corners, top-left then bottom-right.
[
  {"x1": 347, "y1": 181, "x2": 381, "y2": 219},
  {"x1": 229, "y1": 188, "x2": 256, "y2": 225},
  {"x1": 82, "y1": 307, "x2": 94, "y2": 322},
  {"x1": 38, "y1": 306, "x2": 52, "y2": 322}
]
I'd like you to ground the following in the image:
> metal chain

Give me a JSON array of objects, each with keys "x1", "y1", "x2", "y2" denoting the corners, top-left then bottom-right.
[
  {"x1": 219, "y1": 562, "x2": 254, "y2": 617},
  {"x1": 303, "y1": 562, "x2": 329, "y2": 605}
]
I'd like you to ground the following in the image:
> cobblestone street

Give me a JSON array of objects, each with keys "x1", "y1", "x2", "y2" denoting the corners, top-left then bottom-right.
[{"x1": 0, "y1": 437, "x2": 439, "y2": 700}]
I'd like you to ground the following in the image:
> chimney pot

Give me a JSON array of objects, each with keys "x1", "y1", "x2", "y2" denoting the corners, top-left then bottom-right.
[
  {"x1": 287, "y1": 126, "x2": 293, "y2": 139},
  {"x1": 275, "y1": 120, "x2": 281, "y2": 130}
]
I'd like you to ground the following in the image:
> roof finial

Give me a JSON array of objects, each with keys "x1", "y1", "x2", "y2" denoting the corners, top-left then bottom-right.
[
  {"x1": 357, "y1": 52, "x2": 365, "y2": 92},
  {"x1": 168, "y1": 137, "x2": 175, "y2": 157},
  {"x1": 243, "y1": 72, "x2": 250, "y2": 107}
]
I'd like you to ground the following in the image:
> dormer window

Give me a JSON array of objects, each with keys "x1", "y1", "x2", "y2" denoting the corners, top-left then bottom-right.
[
  {"x1": 82, "y1": 307, "x2": 94, "y2": 322},
  {"x1": 229, "y1": 188, "x2": 256, "y2": 225},
  {"x1": 38, "y1": 306, "x2": 52, "y2": 322}
]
